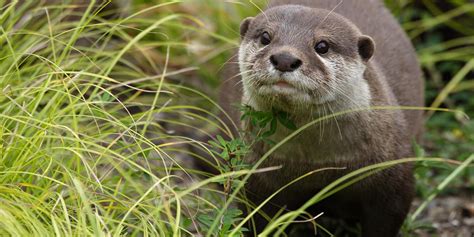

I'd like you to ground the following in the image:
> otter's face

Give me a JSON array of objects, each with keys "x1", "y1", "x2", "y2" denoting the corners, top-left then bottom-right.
[{"x1": 238, "y1": 5, "x2": 375, "y2": 115}]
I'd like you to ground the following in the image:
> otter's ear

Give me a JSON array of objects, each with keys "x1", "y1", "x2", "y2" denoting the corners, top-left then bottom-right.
[
  {"x1": 240, "y1": 17, "x2": 254, "y2": 39},
  {"x1": 358, "y1": 35, "x2": 375, "y2": 61}
]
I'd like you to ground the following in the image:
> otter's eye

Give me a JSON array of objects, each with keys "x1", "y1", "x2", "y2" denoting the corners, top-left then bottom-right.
[
  {"x1": 260, "y1": 32, "x2": 271, "y2": 45},
  {"x1": 315, "y1": 41, "x2": 329, "y2": 54}
]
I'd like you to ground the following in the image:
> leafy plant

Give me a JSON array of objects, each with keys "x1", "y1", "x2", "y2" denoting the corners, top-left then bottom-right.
[
  {"x1": 197, "y1": 208, "x2": 247, "y2": 237},
  {"x1": 208, "y1": 135, "x2": 249, "y2": 191},
  {"x1": 240, "y1": 105, "x2": 297, "y2": 144}
]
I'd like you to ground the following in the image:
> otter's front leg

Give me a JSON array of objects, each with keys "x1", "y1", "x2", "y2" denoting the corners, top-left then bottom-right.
[{"x1": 359, "y1": 169, "x2": 415, "y2": 237}]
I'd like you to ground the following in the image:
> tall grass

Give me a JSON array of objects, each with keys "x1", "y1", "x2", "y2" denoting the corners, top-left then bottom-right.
[
  {"x1": 0, "y1": 0, "x2": 472, "y2": 236},
  {"x1": 0, "y1": 1, "x2": 222, "y2": 235}
]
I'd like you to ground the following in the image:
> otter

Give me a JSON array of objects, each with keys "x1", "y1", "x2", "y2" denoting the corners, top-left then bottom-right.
[{"x1": 216, "y1": 0, "x2": 424, "y2": 236}]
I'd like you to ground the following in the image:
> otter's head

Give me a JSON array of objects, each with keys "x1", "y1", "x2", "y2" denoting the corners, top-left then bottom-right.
[{"x1": 239, "y1": 5, "x2": 375, "y2": 115}]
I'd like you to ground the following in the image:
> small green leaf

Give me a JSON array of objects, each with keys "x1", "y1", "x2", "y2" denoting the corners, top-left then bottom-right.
[
  {"x1": 101, "y1": 92, "x2": 111, "y2": 102},
  {"x1": 217, "y1": 135, "x2": 227, "y2": 147},
  {"x1": 276, "y1": 111, "x2": 297, "y2": 130},
  {"x1": 209, "y1": 140, "x2": 221, "y2": 149}
]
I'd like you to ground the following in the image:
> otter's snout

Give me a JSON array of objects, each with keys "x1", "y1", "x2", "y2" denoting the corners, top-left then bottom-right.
[{"x1": 270, "y1": 53, "x2": 302, "y2": 72}]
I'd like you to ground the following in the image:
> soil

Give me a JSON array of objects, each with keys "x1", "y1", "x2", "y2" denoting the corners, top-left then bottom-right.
[{"x1": 411, "y1": 194, "x2": 474, "y2": 237}]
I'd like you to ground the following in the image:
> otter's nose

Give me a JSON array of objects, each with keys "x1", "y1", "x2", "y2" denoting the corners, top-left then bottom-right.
[{"x1": 270, "y1": 53, "x2": 302, "y2": 72}]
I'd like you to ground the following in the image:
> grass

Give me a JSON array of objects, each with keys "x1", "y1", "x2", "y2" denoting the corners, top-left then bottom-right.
[{"x1": 0, "y1": 0, "x2": 472, "y2": 236}]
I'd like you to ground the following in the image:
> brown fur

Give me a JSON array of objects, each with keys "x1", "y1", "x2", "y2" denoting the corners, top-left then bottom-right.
[
  {"x1": 267, "y1": 0, "x2": 424, "y2": 139},
  {"x1": 217, "y1": 1, "x2": 424, "y2": 236}
]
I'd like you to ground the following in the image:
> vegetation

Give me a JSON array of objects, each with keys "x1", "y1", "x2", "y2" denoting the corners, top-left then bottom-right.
[{"x1": 0, "y1": 0, "x2": 472, "y2": 236}]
